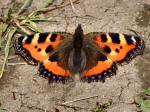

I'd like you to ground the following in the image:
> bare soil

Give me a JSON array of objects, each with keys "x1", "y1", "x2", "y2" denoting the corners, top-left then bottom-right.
[{"x1": 0, "y1": 0, "x2": 150, "y2": 112}]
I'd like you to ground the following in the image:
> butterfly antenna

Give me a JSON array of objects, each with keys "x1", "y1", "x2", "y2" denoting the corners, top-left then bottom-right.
[{"x1": 73, "y1": 24, "x2": 84, "y2": 50}]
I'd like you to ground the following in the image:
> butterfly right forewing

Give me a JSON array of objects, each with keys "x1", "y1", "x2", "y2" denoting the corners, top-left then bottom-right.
[{"x1": 92, "y1": 32, "x2": 145, "y2": 63}]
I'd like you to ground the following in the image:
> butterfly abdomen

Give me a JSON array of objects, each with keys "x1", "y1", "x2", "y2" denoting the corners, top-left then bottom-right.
[
  {"x1": 67, "y1": 24, "x2": 87, "y2": 73},
  {"x1": 68, "y1": 49, "x2": 86, "y2": 73}
]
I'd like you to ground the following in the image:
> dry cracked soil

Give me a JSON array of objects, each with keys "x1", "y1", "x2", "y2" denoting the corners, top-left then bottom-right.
[{"x1": 0, "y1": 0, "x2": 150, "y2": 112}]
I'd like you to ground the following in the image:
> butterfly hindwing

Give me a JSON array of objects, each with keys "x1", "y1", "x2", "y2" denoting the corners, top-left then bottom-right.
[
  {"x1": 39, "y1": 53, "x2": 72, "y2": 83},
  {"x1": 82, "y1": 51, "x2": 117, "y2": 82}
]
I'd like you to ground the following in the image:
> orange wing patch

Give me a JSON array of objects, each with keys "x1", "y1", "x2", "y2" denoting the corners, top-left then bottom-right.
[
  {"x1": 94, "y1": 33, "x2": 145, "y2": 63},
  {"x1": 39, "y1": 54, "x2": 72, "y2": 83},
  {"x1": 82, "y1": 54, "x2": 117, "y2": 83},
  {"x1": 15, "y1": 33, "x2": 64, "y2": 65}
]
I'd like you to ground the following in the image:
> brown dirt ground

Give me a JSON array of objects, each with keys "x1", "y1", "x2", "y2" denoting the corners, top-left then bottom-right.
[{"x1": 0, "y1": 0, "x2": 150, "y2": 112}]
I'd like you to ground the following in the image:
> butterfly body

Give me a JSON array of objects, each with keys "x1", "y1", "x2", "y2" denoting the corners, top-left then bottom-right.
[{"x1": 15, "y1": 24, "x2": 145, "y2": 83}]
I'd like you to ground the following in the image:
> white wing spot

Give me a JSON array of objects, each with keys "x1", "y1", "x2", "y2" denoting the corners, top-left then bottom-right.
[
  {"x1": 22, "y1": 36, "x2": 28, "y2": 43},
  {"x1": 131, "y1": 36, "x2": 136, "y2": 43}
]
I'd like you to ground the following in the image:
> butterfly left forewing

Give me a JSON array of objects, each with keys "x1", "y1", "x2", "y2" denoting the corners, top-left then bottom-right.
[{"x1": 15, "y1": 32, "x2": 72, "y2": 65}]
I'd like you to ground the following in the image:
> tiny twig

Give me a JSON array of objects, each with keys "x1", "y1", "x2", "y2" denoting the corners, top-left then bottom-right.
[
  {"x1": 85, "y1": 14, "x2": 102, "y2": 20},
  {"x1": 0, "y1": 28, "x2": 17, "y2": 78},
  {"x1": 8, "y1": 55, "x2": 19, "y2": 60},
  {"x1": 144, "y1": 95, "x2": 150, "y2": 99},
  {"x1": 64, "y1": 15, "x2": 69, "y2": 32},
  {"x1": 59, "y1": 95, "x2": 98, "y2": 105},
  {"x1": 58, "y1": 103, "x2": 91, "y2": 110},
  {"x1": 7, "y1": 62, "x2": 27, "y2": 66},
  {"x1": 17, "y1": 0, "x2": 33, "y2": 15},
  {"x1": 0, "y1": 56, "x2": 19, "y2": 62},
  {"x1": 127, "y1": 28, "x2": 139, "y2": 36},
  {"x1": 69, "y1": 0, "x2": 78, "y2": 15},
  {"x1": 13, "y1": 17, "x2": 33, "y2": 35},
  {"x1": 37, "y1": 0, "x2": 79, "y2": 13},
  {"x1": 25, "y1": 105, "x2": 51, "y2": 112},
  {"x1": 36, "y1": 0, "x2": 54, "y2": 12},
  {"x1": 0, "y1": 55, "x2": 19, "y2": 60},
  {"x1": 12, "y1": 92, "x2": 16, "y2": 100},
  {"x1": 139, "y1": 57, "x2": 150, "y2": 65}
]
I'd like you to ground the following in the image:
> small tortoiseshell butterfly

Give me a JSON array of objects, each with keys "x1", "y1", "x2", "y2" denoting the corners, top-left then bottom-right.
[{"x1": 15, "y1": 24, "x2": 145, "y2": 83}]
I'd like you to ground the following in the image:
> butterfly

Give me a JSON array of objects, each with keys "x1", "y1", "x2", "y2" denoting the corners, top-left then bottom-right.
[{"x1": 15, "y1": 24, "x2": 145, "y2": 83}]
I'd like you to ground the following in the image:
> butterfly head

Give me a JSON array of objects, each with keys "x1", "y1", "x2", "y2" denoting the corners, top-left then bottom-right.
[{"x1": 73, "y1": 24, "x2": 84, "y2": 50}]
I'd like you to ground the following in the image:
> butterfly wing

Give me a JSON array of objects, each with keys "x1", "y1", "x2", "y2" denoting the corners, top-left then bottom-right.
[
  {"x1": 82, "y1": 52, "x2": 117, "y2": 82},
  {"x1": 82, "y1": 32, "x2": 144, "y2": 82},
  {"x1": 92, "y1": 32, "x2": 145, "y2": 63},
  {"x1": 39, "y1": 53, "x2": 72, "y2": 83},
  {"x1": 15, "y1": 32, "x2": 73, "y2": 82},
  {"x1": 15, "y1": 32, "x2": 70, "y2": 65}
]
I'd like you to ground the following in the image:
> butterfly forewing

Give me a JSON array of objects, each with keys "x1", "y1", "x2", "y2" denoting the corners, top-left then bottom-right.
[{"x1": 91, "y1": 32, "x2": 145, "y2": 63}]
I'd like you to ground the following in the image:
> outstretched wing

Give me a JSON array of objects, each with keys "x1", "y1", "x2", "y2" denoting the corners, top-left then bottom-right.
[
  {"x1": 15, "y1": 32, "x2": 73, "y2": 82},
  {"x1": 15, "y1": 32, "x2": 70, "y2": 65},
  {"x1": 82, "y1": 32, "x2": 144, "y2": 82},
  {"x1": 82, "y1": 53, "x2": 117, "y2": 83},
  {"x1": 91, "y1": 32, "x2": 145, "y2": 63},
  {"x1": 39, "y1": 53, "x2": 72, "y2": 83}
]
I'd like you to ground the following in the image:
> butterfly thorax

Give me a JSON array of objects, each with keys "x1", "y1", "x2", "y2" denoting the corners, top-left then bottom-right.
[
  {"x1": 55, "y1": 25, "x2": 105, "y2": 75},
  {"x1": 68, "y1": 24, "x2": 87, "y2": 73}
]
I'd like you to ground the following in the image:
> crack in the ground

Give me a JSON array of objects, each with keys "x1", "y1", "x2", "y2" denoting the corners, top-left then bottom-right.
[
  {"x1": 24, "y1": 105, "x2": 52, "y2": 112},
  {"x1": 118, "y1": 86, "x2": 124, "y2": 103},
  {"x1": 16, "y1": 92, "x2": 52, "y2": 112},
  {"x1": 117, "y1": 78, "x2": 132, "y2": 104}
]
